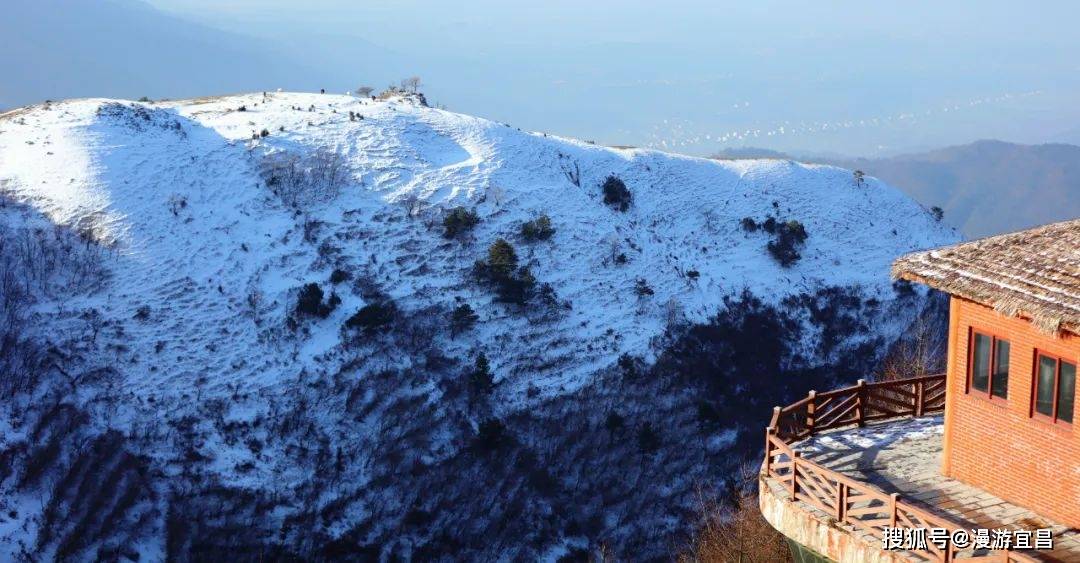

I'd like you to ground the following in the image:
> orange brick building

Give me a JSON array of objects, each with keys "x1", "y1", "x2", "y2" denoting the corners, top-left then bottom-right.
[{"x1": 893, "y1": 218, "x2": 1080, "y2": 528}]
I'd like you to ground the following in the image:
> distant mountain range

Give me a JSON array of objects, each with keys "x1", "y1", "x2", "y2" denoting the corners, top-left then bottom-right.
[
  {"x1": 827, "y1": 141, "x2": 1080, "y2": 238},
  {"x1": 0, "y1": 0, "x2": 327, "y2": 108},
  {"x1": 716, "y1": 140, "x2": 1080, "y2": 239}
]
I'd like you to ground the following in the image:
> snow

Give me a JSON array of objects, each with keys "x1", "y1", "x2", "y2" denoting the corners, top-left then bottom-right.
[
  {"x1": 0, "y1": 93, "x2": 954, "y2": 398},
  {"x1": 0, "y1": 91, "x2": 959, "y2": 558},
  {"x1": 795, "y1": 415, "x2": 944, "y2": 454}
]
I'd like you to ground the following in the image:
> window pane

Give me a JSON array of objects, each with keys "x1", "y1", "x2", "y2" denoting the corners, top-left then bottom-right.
[
  {"x1": 1036, "y1": 355, "x2": 1057, "y2": 417},
  {"x1": 971, "y1": 333, "x2": 991, "y2": 392},
  {"x1": 1058, "y1": 361, "x2": 1075, "y2": 424},
  {"x1": 991, "y1": 340, "x2": 1010, "y2": 399}
]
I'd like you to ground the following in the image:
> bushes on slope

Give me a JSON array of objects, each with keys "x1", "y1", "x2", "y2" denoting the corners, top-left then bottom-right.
[
  {"x1": 443, "y1": 207, "x2": 480, "y2": 239},
  {"x1": 294, "y1": 283, "x2": 339, "y2": 319},
  {"x1": 766, "y1": 220, "x2": 808, "y2": 267},
  {"x1": 601, "y1": 175, "x2": 632, "y2": 212},
  {"x1": 343, "y1": 301, "x2": 398, "y2": 335},
  {"x1": 521, "y1": 215, "x2": 555, "y2": 242},
  {"x1": 473, "y1": 239, "x2": 536, "y2": 305}
]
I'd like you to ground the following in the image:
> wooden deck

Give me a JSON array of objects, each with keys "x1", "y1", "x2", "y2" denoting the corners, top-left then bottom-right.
[
  {"x1": 760, "y1": 374, "x2": 1075, "y2": 562},
  {"x1": 796, "y1": 416, "x2": 1080, "y2": 562}
]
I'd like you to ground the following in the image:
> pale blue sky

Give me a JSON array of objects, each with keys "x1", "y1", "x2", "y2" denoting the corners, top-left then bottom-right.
[{"x1": 9, "y1": 0, "x2": 1080, "y2": 156}]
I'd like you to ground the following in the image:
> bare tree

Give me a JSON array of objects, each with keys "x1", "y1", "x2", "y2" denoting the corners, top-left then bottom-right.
[
  {"x1": 355, "y1": 86, "x2": 374, "y2": 98},
  {"x1": 260, "y1": 147, "x2": 346, "y2": 209},
  {"x1": 398, "y1": 194, "x2": 423, "y2": 218},
  {"x1": 402, "y1": 76, "x2": 422, "y2": 93},
  {"x1": 701, "y1": 208, "x2": 719, "y2": 234},
  {"x1": 679, "y1": 462, "x2": 792, "y2": 563},
  {"x1": 876, "y1": 304, "x2": 947, "y2": 381},
  {"x1": 604, "y1": 234, "x2": 621, "y2": 264},
  {"x1": 663, "y1": 297, "x2": 685, "y2": 329}
]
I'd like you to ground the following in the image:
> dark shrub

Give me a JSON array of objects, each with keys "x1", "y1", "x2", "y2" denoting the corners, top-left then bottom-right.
[
  {"x1": 766, "y1": 240, "x2": 798, "y2": 267},
  {"x1": 893, "y1": 279, "x2": 917, "y2": 298},
  {"x1": 601, "y1": 175, "x2": 632, "y2": 211},
  {"x1": 521, "y1": 214, "x2": 555, "y2": 242},
  {"x1": 449, "y1": 303, "x2": 479, "y2": 337},
  {"x1": 473, "y1": 419, "x2": 508, "y2": 452},
  {"x1": 618, "y1": 353, "x2": 641, "y2": 379},
  {"x1": 536, "y1": 282, "x2": 565, "y2": 314},
  {"x1": 443, "y1": 207, "x2": 480, "y2": 239},
  {"x1": 295, "y1": 283, "x2": 331, "y2": 318},
  {"x1": 637, "y1": 422, "x2": 660, "y2": 453},
  {"x1": 634, "y1": 278, "x2": 654, "y2": 297},
  {"x1": 696, "y1": 401, "x2": 722, "y2": 426},
  {"x1": 783, "y1": 220, "x2": 808, "y2": 243},
  {"x1": 930, "y1": 206, "x2": 944, "y2": 222},
  {"x1": 557, "y1": 549, "x2": 591, "y2": 563},
  {"x1": 474, "y1": 240, "x2": 536, "y2": 305},
  {"x1": 766, "y1": 220, "x2": 809, "y2": 267},
  {"x1": 496, "y1": 267, "x2": 535, "y2": 305},
  {"x1": 344, "y1": 301, "x2": 397, "y2": 334},
  {"x1": 604, "y1": 412, "x2": 625, "y2": 436},
  {"x1": 740, "y1": 217, "x2": 759, "y2": 232},
  {"x1": 470, "y1": 352, "x2": 494, "y2": 394},
  {"x1": 403, "y1": 507, "x2": 432, "y2": 528},
  {"x1": 761, "y1": 216, "x2": 777, "y2": 234},
  {"x1": 329, "y1": 268, "x2": 351, "y2": 284}
]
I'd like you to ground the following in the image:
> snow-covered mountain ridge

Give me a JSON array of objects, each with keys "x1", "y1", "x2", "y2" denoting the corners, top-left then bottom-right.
[{"x1": 0, "y1": 92, "x2": 956, "y2": 560}]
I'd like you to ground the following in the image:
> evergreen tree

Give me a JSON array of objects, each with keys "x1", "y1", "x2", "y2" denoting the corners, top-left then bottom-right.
[
  {"x1": 487, "y1": 238, "x2": 518, "y2": 279},
  {"x1": 443, "y1": 207, "x2": 480, "y2": 239},
  {"x1": 521, "y1": 214, "x2": 555, "y2": 241},
  {"x1": 449, "y1": 303, "x2": 479, "y2": 337},
  {"x1": 471, "y1": 352, "x2": 494, "y2": 394}
]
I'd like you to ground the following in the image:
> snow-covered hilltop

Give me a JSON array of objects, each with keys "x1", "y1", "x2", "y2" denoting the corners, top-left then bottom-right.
[{"x1": 0, "y1": 92, "x2": 956, "y2": 560}]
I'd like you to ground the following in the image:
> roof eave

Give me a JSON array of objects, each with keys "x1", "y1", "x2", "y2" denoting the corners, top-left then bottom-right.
[{"x1": 893, "y1": 264, "x2": 1077, "y2": 338}]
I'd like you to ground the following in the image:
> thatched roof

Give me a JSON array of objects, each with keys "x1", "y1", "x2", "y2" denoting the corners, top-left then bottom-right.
[{"x1": 893, "y1": 219, "x2": 1080, "y2": 335}]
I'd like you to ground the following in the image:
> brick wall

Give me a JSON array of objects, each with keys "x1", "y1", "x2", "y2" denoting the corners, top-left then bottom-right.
[{"x1": 943, "y1": 296, "x2": 1080, "y2": 527}]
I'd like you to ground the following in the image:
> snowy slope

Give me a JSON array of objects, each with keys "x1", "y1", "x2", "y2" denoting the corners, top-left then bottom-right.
[
  {"x1": 0, "y1": 92, "x2": 957, "y2": 560},
  {"x1": 0, "y1": 92, "x2": 953, "y2": 392}
]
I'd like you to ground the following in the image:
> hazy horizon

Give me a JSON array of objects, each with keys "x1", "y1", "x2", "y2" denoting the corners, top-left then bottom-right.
[{"x1": 6, "y1": 0, "x2": 1080, "y2": 157}]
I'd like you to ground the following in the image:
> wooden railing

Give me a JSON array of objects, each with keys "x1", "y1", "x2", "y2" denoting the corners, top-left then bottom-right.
[{"x1": 762, "y1": 374, "x2": 1038, "y2": 563}]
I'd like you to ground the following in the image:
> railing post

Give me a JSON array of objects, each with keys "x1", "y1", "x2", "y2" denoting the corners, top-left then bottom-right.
[
  {"x1": 836, "y1": 481, "x2": 846, "y2": 522},
  {"x1": 888, "y1": 492, "x2": 899, "y2": 527},
  {"x1": 771, "y1": 406, "x2": 781, "y2": 435},
  {"x1": 806, "y1": 390, "x2": 816, "y2": 433},
  {"x1": 856, "y1": 379, "x2": 867, "y2": 427},
  {"x1": 764, "y1": 426, "x2": 775, "y2": 475},
  {"x1": 915, "y1": 380, "x2": 925, "y2": 417},
  {"x1": 790, "y1": 451, "x2": 800, "y2": 500}
]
